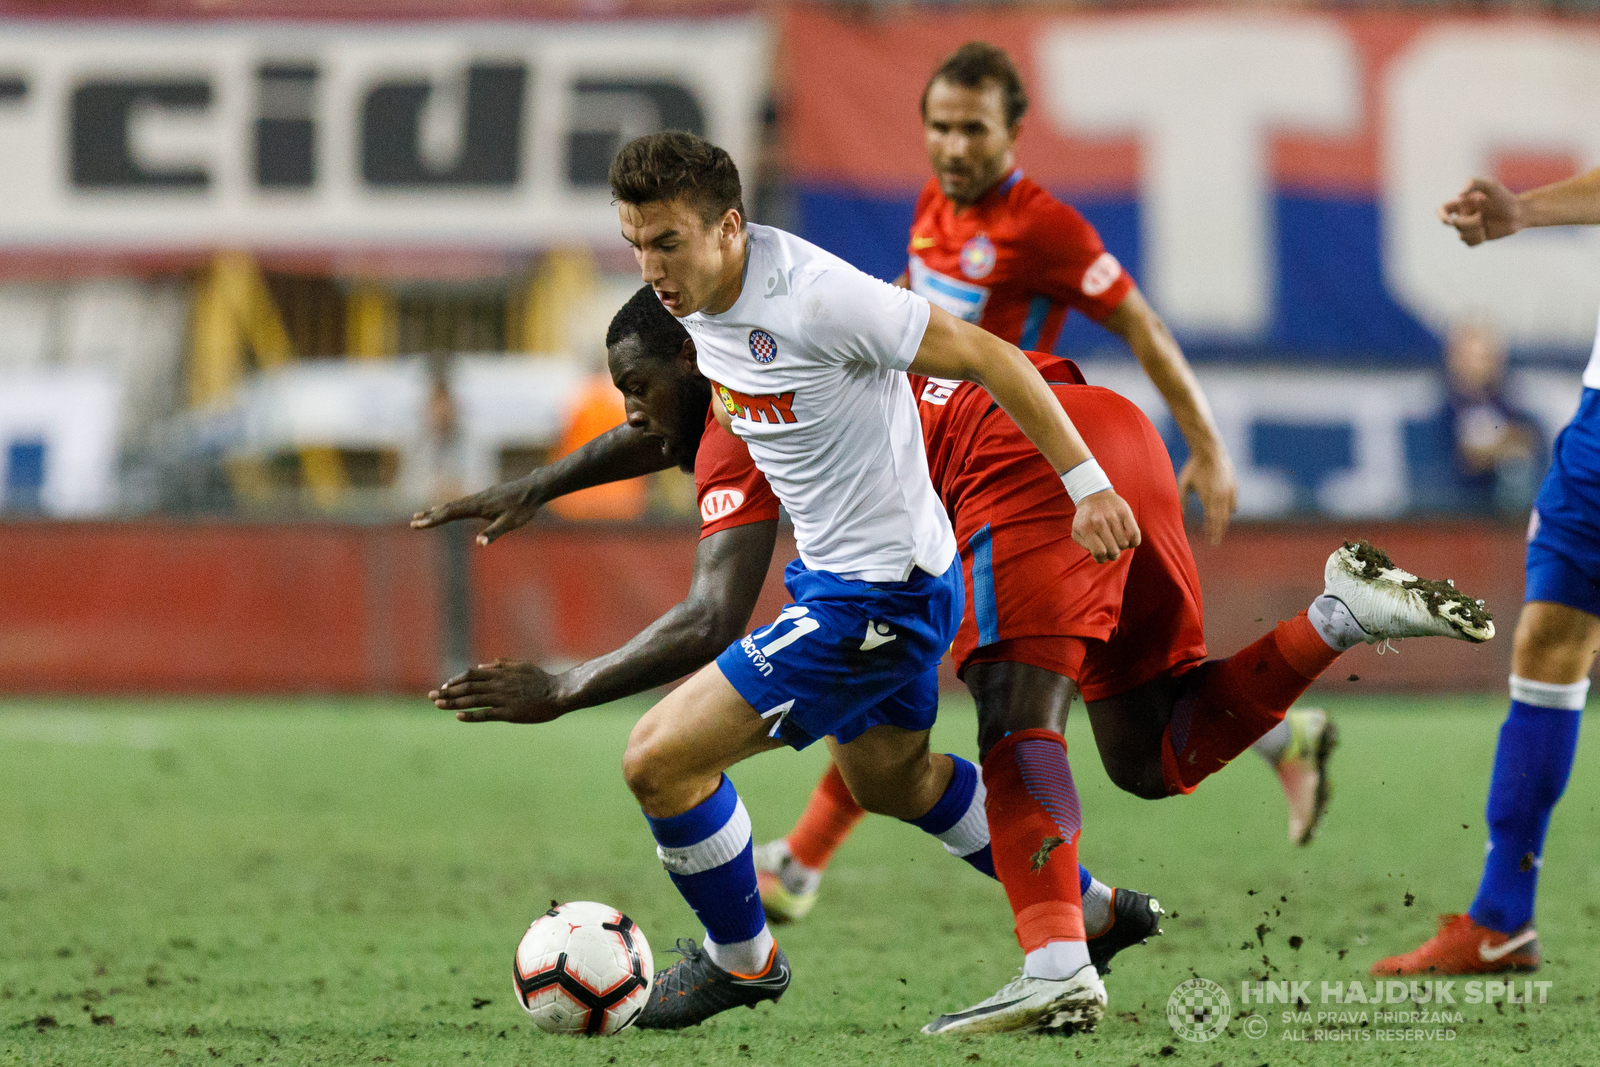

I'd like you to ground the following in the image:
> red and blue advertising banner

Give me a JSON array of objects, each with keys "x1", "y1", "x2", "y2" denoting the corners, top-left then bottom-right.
[{"x1": 781, "y1": 7, "x2": 1600, "y2": 363}]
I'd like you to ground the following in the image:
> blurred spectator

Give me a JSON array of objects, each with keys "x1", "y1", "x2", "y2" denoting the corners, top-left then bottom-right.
[
  {"x1": 1445, "y1": 322, "x2": 1542, "y2": 515},
  {"x1": 547, "y1": 371, "x2": 647, "y2": 521},
  {"x1": 402, "y1": 352, "x2": 467, "y2": 508}
]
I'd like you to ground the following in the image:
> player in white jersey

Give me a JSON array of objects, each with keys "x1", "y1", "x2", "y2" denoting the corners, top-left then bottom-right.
[
  {"x1": 593, "y1": 131, "x2": 1136, "y2": 1030},
  {"x1": 1373, "y1": 167, "x2": 1600, "y2": 976}
]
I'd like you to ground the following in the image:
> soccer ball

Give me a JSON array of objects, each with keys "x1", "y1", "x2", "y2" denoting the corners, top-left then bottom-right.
[{"x1": 513, "y1": 901, "x2": 653, "y2": 1036}]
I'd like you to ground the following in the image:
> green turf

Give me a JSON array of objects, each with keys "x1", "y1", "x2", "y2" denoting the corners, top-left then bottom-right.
[{"x1": 2, "y1": 694, "x2": 1598, "y2": 1066}]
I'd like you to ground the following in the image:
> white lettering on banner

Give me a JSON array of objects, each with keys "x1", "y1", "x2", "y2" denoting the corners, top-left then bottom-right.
[
  {"x1": 0, "y1": 20, "x2": 769, "y2": 248},
  {"x1": 1036, "y1": 17, "x2": 1360, "y2": 337},
  {"x1": 1384, "y1": 26, "x2": 1600, "y2": 349}
]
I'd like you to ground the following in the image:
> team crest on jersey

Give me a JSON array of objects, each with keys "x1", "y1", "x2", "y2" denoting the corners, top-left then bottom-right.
[
  {"x1": 749, "y1": 328, "x2": 778, "y2": 365},
  {"x1": 959, "y1": 234, "x2": 997, "y2": 280}
]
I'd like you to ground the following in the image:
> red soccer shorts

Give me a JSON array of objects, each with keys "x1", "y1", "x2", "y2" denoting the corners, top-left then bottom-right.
[{"x1": 951, "y1": 385, "x2": 1207, "y2": 702}]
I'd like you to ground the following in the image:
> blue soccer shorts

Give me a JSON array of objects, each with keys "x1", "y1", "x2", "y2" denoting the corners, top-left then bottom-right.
[
  {"x1": 715, "y1": 557, "x2": 963, "y2": 750},
  {"x1": 1526, "y1": 388, "x2": 1600, "y2": 618}
]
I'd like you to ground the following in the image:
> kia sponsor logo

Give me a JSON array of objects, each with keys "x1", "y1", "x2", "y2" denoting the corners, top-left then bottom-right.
[
  {"x1": 700, "y1": 487, "x2": 746, "y2": 522},
  {"x1": 1080, "y1": 251, "x2": 1123, "y2": 298}
]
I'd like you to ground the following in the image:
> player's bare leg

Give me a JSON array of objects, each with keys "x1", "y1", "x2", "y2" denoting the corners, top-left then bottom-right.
[
  {"x1": 1250, "y1": 707, "x2": 1340, "y2": 845},
  {"x1": 1372, "y1": 601, "x2": 1597, "y2": 976},
  {"x1": 623, "y1": 663, "x2": 792, "y2": 1029},
  {"x1": 825, "y1": 725, "x2": 996, "y2": 878},
  {"x1": 1090, "y1": 541, "x2": 1494, "y2": 801}
]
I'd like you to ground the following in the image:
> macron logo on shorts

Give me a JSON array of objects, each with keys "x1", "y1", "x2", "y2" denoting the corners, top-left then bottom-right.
[{"x1": 860, "y1": 620, "x2": 898, "y2": 651}]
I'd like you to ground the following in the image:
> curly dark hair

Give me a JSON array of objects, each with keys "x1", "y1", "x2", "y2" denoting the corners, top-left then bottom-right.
[
  {"x1": 921, "y1": 41, "x2": 1029, "y2": 127},
  {"x1": 608, "y1": 131, "x2": 745, "y2": 226},
  {"x1": 606, "y1": 284, "x2": 690, "y2": 361}
]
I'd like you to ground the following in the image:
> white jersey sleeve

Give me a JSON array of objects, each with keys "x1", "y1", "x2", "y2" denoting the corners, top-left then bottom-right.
[{"x1": 801, "y1": 267, "x2": 931, "y2": 373}]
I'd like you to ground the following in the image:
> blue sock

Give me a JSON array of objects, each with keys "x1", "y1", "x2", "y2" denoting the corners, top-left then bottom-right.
[
  {"x1": 1079, "y1": 864, "x2": 1092, "y2": 895},
  {"x1": 645, "y1": 775, "x2": 767, "y2": 949},
  {"x1": 907, "y1": 754, "x2": 995, "y2": 877},
  {"x1": 1468, "y1": 679, "x2": 1585, "y2": 933}
]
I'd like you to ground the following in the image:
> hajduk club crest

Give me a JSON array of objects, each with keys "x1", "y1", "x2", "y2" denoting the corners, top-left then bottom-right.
[{"x1": 749, "y1": 328, "x2": 778, "y2": 365}]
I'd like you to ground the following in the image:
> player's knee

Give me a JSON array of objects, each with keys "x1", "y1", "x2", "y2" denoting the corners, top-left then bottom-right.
[
  {"x1": 1102, "y1": 754, "x2": 1167, "y2": 801},
  {"x1": 621, "y1": 719, "x2": 678, "y2": 809}
]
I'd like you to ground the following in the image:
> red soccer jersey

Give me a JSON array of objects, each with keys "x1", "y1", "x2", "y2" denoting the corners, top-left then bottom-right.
[
  {"x1": 906, "y1": 171, "x2": 1132, "y2": 352},
  {"x1": 693, "y1": 357, "x2": 1205, "y2": 695},
  {"x1": 695, "y1": 405, "x2": 781, "y2": 538},
  {"x1": 698, "y1": 351, "x2": 1081, "y2": 540}
]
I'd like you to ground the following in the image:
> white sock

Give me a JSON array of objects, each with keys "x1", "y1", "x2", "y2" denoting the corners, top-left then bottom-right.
[
  {"x1": 1252, "y1": 716, "x2": 1294, "y2": 765},
  {"x1": 1509, "y1": 674, "x2": 1590, "y2": 710},
  {"x1": 1023, "y1": 939, "x2": 1091, "y2": 980},
  {"x1": 1307, "y1": 594, "x2": 1368, "y2": 652},
  {"x1": 705, "y1": 925, "x2": 775, "y2": 977},
  {"x1": 1081, "y1": 877, "x2": 1114, "y2": 937}
]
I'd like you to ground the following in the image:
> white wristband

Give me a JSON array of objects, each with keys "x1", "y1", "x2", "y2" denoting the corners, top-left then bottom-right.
[{"x1": 1060, "y1": 458, "x2": 1113, "y2": 505}]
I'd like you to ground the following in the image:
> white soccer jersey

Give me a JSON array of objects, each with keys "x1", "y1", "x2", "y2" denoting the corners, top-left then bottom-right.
[{"x1": 682, "y1": 223, "x2": 957, "y2": 583}]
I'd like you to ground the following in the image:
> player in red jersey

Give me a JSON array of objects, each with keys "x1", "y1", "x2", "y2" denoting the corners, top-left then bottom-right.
[{"x1": 415, "y1": 286, "x2": 1493, "y2": 1034}]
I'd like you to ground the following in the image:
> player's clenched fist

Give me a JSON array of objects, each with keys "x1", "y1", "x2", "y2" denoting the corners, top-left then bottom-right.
[
  {"x1": 1072, "y1": 490, "x2": 1141, "y2": 563},
  {"x1": 1438, "y1": 178, "x2": 1522, "y2": 247}
]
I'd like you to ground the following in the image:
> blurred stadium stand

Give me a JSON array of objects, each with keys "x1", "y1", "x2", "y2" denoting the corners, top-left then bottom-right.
[{"x1": 0, "y1": 0, "x2": 1591, "y2": 690}]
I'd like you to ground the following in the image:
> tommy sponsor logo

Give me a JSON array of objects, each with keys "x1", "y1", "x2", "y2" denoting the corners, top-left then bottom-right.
[
  {"x1": 918, "y1": 377, "x2": 963, "y2": 406},
  {"x1": 860, "y1": 620, "x2": 897, "y2": 651},
  {"x1": 1081, "y1": 251, "x2": 1122, "y2": 297},
  {"x1": 714, "y1": 381, "x2": 797, "y2": 425},
  {"x1": 699, "y1": 487, "x2": 746, "y2": 523}
]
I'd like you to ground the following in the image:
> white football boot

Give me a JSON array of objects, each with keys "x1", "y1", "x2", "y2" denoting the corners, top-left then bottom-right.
[
  {"x1": 1321, "y1": 541, "x2": 1494, "y2": 645},
  {"x1": 752, "y1": 839, "x2": 820, "y2": 924},
  {"x1": 921, "y1": 964, "x2": 1106, "y2": 1036}
]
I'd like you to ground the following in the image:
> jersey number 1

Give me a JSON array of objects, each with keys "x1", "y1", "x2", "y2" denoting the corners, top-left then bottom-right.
[{"x1": 755, "y1": 606, "x2": 819, "y2": 657}]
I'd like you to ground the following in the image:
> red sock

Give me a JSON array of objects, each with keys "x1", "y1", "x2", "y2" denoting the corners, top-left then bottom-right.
[
  {"x1": 1160, "y1": 612, "x2": 1342, "y2": 796},
  {"x1": 785, "y1": 763, "x2": 866, "y2": 871},
  {"x1": 983, "y1": 729, "x2": 1086, "y2": 952}
]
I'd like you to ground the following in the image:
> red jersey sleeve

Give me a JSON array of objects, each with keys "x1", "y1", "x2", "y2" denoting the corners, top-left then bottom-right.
[
  {"x1": 694, "y1": 409, "x2": 781, "y2": 538},
  {"x1": 1021, "y1": 191, "x2": 1134, "y2": 322}
]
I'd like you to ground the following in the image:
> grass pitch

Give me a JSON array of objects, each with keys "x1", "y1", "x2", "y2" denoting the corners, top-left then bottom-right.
[{"x1": 3, "y1": 693, "x2": 1598, "y2": 1067}]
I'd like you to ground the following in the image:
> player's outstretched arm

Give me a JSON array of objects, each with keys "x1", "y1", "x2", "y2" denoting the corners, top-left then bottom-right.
[
  {"x1": 909, "y1": 305, "x2": 1141, "y2": 562},
  {"x1": 1440, "y1": 168, "x2": 1600, "y2": 246},
  {"x1": 432, "y1": 519, "x2": 778, "y2": 723},
  {"x1": 1102, "y1": 287, "x2": 1237, "y2": 545},
  {"x1": 409, "y1": 423, "x2": 674, "y2": 545}
]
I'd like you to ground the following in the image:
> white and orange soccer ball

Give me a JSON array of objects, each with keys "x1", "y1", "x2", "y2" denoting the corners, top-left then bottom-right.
[{"x1": 513, "y1": 901, "x2": 653, "y2": 1036}]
